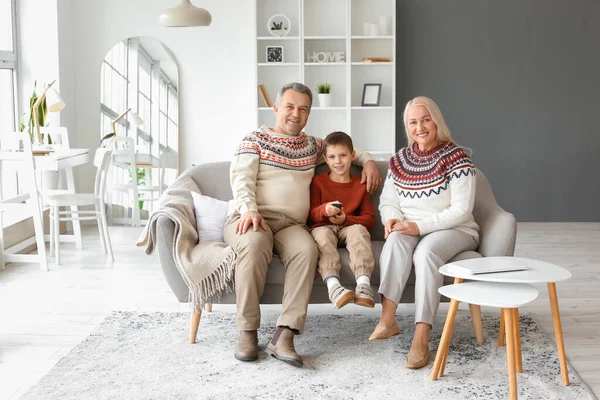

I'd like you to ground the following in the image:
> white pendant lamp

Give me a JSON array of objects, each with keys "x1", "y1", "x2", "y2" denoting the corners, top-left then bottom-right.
[{"x1": 159, "y1": 0, "x2": 212, "y2": 27}]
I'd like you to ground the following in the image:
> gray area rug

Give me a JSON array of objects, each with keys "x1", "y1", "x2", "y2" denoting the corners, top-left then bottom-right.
[{"x1": 22, "y1": 311, "x2": 593, "y2": 400}]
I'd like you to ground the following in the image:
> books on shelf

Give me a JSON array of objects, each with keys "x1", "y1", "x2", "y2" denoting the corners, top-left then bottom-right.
[
  {"x1": 258, "y1": 84, "x2": 272, "y2": 107},
  {"x1": 446, "y1": 261, "x2": 529, "y2": 275},
  {"x1": 362, "y1": 57, "x2": 391, "y2": 62}
]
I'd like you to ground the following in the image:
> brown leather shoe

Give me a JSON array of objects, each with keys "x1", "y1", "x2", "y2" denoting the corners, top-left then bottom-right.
[
  {"x1": 368, "y1": 321, "x2": 400, "y2": 342},
  {"x1": 405, "y1": 345, "x2": 430, "y2": 369},
  {"x1": 234, "y1": 330, "x2": 259, "y2": 362},
  {"x1": 267, "y1": 327, "x2": 303, "y2": 368}
]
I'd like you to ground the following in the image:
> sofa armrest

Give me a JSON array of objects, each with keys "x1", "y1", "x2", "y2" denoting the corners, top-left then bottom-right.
[
  {"x1": 156, "y1": 215, "x2": 190, "y2": 302},
  {"x1": 477, "y1": 207, "x2": 517, "y2": 257}
]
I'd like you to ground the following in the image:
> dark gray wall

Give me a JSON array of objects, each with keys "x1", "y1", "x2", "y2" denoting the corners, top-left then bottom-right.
[{"x1": 395, "y1": 0, "x2": 600, "y2": 222}]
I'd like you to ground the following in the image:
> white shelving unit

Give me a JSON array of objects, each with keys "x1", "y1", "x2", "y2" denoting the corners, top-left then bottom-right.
[{"x1": 256, "y1": 0, "x2": 396, "y2": 160}]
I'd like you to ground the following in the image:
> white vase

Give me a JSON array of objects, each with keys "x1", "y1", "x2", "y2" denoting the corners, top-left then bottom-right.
[
  {"x1": 378, "y1": 16, "x2": 389, "y2": 36},
  {"x1": 318, "y1": 93, "x2": 331, "y2": 108}
]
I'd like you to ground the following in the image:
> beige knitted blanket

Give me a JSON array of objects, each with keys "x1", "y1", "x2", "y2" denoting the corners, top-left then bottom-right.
[{"x1": 136, "y1": 174, "x2": 236, "y2": 308}]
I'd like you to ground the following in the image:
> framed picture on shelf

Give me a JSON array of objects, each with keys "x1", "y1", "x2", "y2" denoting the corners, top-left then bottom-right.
[
  {"x1": 267, "y1": 14, "x2": 291, "y2": 37},
  {"x1": 361, "y1": 83, "x2": 382, "y2": 106},
  {"x1": 266, "y1": 46, "x2": 284, "y2": 63}
]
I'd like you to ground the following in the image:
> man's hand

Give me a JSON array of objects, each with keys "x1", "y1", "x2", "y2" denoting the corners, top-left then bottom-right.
[
  {"x1": 384, "y1": 219, "x2": 420, "y2": 238},
  {"x1": 328, "y1": 209, "x2": 346, "y2": 225},
  {"x1": 235, "y1": 210, "x2": 267, "y2": 235},
  {"x1": 360, "y1": 160, "x2": 383, "y2": 194},
  {"x1": 325, "y1": 201, "x2": 342, "y2": 217}
]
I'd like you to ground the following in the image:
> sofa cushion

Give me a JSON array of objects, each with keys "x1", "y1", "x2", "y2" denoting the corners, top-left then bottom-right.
[{"x1": 191, "y1": 191, "x2": 229, "y2": 242}]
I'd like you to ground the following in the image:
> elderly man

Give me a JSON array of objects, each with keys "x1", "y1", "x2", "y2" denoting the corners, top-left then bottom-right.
[{"x1": 223, "y1": 82, "x2": 382, "y2": 367}]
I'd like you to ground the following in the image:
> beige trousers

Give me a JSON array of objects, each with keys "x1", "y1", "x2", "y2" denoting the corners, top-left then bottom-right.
[
  {"x1": 223, "y1": 210, "x2": 318, "y2": 333},
  {"x1": 311, "y1": 224, "x2": 374, "y2": 281}
]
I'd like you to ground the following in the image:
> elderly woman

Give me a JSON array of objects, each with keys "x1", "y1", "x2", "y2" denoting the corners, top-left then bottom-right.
[{"x1": 369, "y1": 96, "x2": 479, "y2": 369}]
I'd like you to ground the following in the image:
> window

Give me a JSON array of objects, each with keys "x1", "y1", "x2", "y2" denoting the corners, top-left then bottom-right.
[
  {"x1": 1, "y1": 0, "x2": 20, "y2": 204},
  {"x1": 100, "y1": 40, "x2": 128, "y2": 137}
]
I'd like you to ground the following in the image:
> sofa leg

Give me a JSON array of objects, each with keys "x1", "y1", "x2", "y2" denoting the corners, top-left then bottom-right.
[
  {"x1": 205, "y1": 303, "x2": 212, "y2": 312},
  {"x1": 469, "y1": 304, "x2": 484, "y2": 344},
  {"x1": 189, "y1": 306, "x2": 202, "y2": 344}
]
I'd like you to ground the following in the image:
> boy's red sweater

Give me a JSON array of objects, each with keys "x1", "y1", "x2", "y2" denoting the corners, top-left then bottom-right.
[{"x1": 308, "y1": 172, "x2": 375, "y2": 229}]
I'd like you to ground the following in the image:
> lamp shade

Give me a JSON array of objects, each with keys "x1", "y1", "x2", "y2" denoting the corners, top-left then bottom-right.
[
  {"x1": 129, "y1": 111, "x2": 144, "y2": 127},
  {"x1": 46, "y1": 88, "x2": 65, "y2": 112},
  {"x1": 159, "y1": 0, "x2": 212, "y2": 27}
]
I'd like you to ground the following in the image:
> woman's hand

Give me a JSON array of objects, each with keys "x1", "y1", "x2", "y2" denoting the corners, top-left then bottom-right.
[
  {"x1": 396, "y1": 221, "x2": 420, "y2": 236},
  {"x1": 384, "y1": 219, "x2": 420, "y2": 238},
  {"x1": 384, "y1": 219, "x2": 402, "y2": 239},
  {"x1": 329, "y1": 209, "x2": 347, "y2": 225}
]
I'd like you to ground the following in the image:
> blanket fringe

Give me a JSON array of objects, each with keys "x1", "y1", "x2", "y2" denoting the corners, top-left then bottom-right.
[{"x1": 187, "y1": 249, "x2": 237, "y2": 309}]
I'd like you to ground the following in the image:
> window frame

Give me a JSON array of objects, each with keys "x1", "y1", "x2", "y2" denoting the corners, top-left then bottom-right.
[{"x1": 0, "y1": 0, "x2": 19, "y2": 131}]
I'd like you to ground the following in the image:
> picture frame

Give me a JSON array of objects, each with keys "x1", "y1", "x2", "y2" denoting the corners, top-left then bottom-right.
[
  {"x1": 267, "y1": 14, "x2": 291, "y2": 37},
  {"x1": 361, "y1": 83, "x2": 382, "y2": 106},
  {"x1": 266, "y1": 46, "x2": 284, "y2": 63}
]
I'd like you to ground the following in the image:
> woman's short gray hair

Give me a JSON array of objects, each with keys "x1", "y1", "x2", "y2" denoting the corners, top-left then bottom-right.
[
  {"x1": 275, "y1": 82, "x2": 313, "y2": 111},
  {"x1": 402, "y1": 96, "x2": 453, "y2": 145}
]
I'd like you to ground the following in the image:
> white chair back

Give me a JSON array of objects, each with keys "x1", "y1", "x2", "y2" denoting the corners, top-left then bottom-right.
[
  {"x1": 39, "y1": 127, "x2": 70, "y2": 150},
  {"x1": 93, "y1": 148, "x2": 113, "y2": 198}
]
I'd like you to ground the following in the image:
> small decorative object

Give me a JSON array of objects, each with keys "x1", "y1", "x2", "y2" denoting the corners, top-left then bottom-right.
[
  {"x1": 258, "y1": 84, "x2": 273, "y2": 107},
  {"x1": 267, "y1": 14, "x2": 291, "y2": 37},
  {"x1": 316, "y1": 83, "x2": 332, "y2": 108},
  {"x1": 361, "y1": 83, "x2": 382, "y2": 107},
  {"x1": 369, "y1": 23, "x2": 380, "y2": 36},
  {"x1": 306, "y1": 51, "x2": 345, "y2": 63},
  {"x1": 266, "y1": 45, "x2": 284, "y2": 63},
  {"x1": 378, "y1": 16, "x2": 389, "y2": 35}
]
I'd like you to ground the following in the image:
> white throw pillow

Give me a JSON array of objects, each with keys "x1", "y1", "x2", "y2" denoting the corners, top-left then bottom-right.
[{"x1": 191, "y1": 191, "x2": 229, "y2": 243}]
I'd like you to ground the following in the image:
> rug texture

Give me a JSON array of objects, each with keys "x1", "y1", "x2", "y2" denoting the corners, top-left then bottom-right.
[{"x1": 22, "y1": 311, "x2": 593, "y2": 400}]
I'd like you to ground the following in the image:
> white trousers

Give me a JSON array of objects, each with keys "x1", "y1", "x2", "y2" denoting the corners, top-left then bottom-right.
[{"x1": 378, "y1": 229, "x2": 477, "y2": 325}]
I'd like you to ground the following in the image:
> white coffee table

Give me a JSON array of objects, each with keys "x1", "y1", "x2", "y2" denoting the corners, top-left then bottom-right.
[
  {"x1": 432, "y1": 282, "x2": 539, "y2": 400},
  {"x1": 439, "y1": 256, "x2": 572, "y2": 386}
]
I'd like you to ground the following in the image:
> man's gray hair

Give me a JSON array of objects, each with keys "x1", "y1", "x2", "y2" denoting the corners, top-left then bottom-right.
[{"x1": 275, "y1": 82, "x2": 313, "y2": 111}]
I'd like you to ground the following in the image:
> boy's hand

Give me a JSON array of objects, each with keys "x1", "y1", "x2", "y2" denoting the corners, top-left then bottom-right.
[
  {"x1": 328, "y1": 209, "x2": 346, "y2": 225},
  {"x1": 325, "y1": 201, "x2": 343, "y2": 217}
]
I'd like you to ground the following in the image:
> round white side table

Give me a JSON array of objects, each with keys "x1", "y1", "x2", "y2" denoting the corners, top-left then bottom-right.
[
  {"x1": 439, "y1": 256, "x2": 572, "y2": 386},
  {"x1": 432, "y1": 281, "x2": 539, "y2": 400}
]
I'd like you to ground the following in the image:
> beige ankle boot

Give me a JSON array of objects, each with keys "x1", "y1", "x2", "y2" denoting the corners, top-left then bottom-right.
[
  {"x1": 235, "y1": 330, "x2": 259, "y2": 361},
  {"x1": 267, "y1": 327, "x2": 303, "y2": 368}
]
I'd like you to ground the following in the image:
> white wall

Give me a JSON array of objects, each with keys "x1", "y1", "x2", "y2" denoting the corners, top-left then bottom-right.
[{"x1": 56, "y1": 0, "x2": 257, "y2": 192}]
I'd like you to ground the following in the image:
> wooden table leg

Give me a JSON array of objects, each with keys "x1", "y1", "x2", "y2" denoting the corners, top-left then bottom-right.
[
  {"x1": 469, "y1": 304, "x2": 484, "y2": 344},
  {"x1": 504, "y1": 308, "x2": 518, "y2": 400},
  {"x1": 431, "y1": 299, "x2": 460, "y2": 380},
  {"x1": 512, "y1": 308, "x2": 523, "y2": 373},
  {"x1": 548, "y1": 282, "x2": 569, "y2": 385},
  {"x1": 498, "y1": 310, "x2": 505, "y2": 347}
]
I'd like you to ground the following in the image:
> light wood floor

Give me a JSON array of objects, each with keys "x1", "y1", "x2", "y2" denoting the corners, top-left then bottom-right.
[{"x1": 0, "y1": 223, "x2": 598, "y2": 399}]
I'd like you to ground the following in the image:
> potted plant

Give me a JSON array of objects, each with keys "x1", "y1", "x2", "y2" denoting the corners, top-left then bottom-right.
[{"x1": 315, "y1": 83, "x2": 331, "y2": 108}]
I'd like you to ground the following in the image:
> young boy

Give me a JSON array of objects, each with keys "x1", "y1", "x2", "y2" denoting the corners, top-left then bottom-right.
[{"x1": 309, "y1": 131, "x2": 376, "y2": 309}]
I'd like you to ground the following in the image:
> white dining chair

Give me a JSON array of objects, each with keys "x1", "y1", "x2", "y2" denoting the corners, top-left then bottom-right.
[
  {"x1": 47, "y1": 148, "x2": 113, "y2": 265},
  {"x1": 108, "y1": 136, "x2": 170, "y2": 226},
  {"x1": 0, "y1": 132, "x2": 48, "y2": 271}
]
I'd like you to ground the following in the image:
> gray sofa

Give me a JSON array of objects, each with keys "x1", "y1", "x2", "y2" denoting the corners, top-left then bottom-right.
[{"x1": 156, "y1": 161, "x2": 517, "y2": 309}]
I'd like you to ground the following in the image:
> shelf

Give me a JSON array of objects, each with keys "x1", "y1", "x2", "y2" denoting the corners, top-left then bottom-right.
[
  {"x1": 305, "y1": 62, "x2": 345, "y2": 66},
  {"x1": 351, "y1": 62, "x2": 394, "y2": 66},
  {"x1": 257, "y1": 36, "x2": 300, "y2": 41},
  {"x1": 310, "y1": 107, "x2": 346, "y2": 110},
  {"x1": 257, "y1": 63, "x2": 300, "y2": 67},
  {"x1": 351, "y1": 36, "x2": 394, "y2": 40},
  {"x1": 258, "y1": 107, "x2": 274, "y2": 111},
  {"x1": 304, "y1": 36, "x2": 346, "y2": 40},
  {"x1": 351, "y1": 106, "x2": 394, "y2": 110}
]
